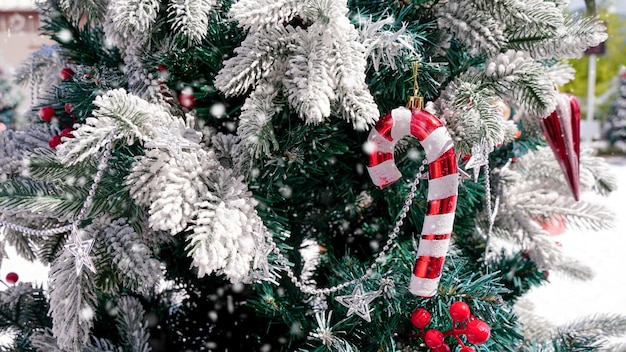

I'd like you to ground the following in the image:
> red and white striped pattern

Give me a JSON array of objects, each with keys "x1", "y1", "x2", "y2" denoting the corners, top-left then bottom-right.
[{"x1": 366, "y1": 106, "x2": 459, "y2": 297}]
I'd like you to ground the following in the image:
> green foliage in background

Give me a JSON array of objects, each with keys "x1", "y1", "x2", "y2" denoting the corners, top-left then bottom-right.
[{"x1": 562, "y1": 8, "x2": 626, "y2": 119}]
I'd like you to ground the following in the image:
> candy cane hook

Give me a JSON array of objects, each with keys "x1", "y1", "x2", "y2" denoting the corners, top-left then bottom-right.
[{"x1": 366, "y1": 106, "x2": 459, "y2": 297}]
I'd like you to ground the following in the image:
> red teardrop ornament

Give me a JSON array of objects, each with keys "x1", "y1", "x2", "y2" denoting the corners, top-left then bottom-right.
[{"x1": 539, "y1": 93, "x2": 580, "y2": 201}]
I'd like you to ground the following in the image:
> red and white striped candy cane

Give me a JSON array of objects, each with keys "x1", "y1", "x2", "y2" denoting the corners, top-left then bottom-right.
[{"x1": 366, "y1": 106, "x2": 459, "y2": 297}]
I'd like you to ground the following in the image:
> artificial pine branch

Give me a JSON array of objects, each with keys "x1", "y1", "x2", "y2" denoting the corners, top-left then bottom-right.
[
  {"x1": 0, "y1": 177, "x2": 83, "y2": 222},
  {"x1": 167, "y1": 0, "x2": 217, "y2": 45},
  {"x1": 106, "y1": 0, "x2": 160, "y2": 35},
  {"x1": 91, "y1": 218, "x2": 163, "y2": 295},
  {"x1": 114, "y1": 297, "x2": 151, "y2": 352},
  {"x1": 48, "y1": 250, "x2": 99, "y2": 350},
  {"x1": 40, "y1": 0, "x2": 118, "y2": 66}
]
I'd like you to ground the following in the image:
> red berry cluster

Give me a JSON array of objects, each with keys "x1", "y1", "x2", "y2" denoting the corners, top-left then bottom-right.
[
  {"x1": 409, "y1": 302, "x2": 491, "y2": 352},
  {"x1": 39, "y1": 103, "x2": 76, "y2": 149},
  {"x1": 39, "y1": 68, "x2": 78, "y2": 149}
]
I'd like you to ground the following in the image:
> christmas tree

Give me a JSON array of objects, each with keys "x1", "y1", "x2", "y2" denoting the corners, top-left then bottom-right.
[
  {"x1": 0, "y1": 0, "x2": 623, "y2": 351},
  {"x1": 603, "y1": 67, "x2": 626, "y2": 151}
]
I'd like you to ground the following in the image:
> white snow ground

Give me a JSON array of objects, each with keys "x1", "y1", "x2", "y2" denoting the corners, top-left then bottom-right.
[{"x1": 0, "y1": 153, "x2": 625, "y2": 342}]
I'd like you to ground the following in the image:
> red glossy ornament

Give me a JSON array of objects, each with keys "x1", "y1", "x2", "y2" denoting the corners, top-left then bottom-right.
[
  {"x1": 449, "y1": 301, "x2": 471, "y2": 322},
  {"x1": 39, "y1": 106, "x2": 56, "y2": 122},
  {"x1": 410, "y1": 308, "x2": 431, "y2": 329},
  {"x1": 49, "y1": 135, "x2": 62, "y2": 149},
  {"x1": 460, "y1": 347, "x2": 475, "y2": 352},
  {"x1": 5, "y1": 272, "x2": 18, "y2": 284},
  {"x1": 60, "y1": 128, "x2": 74, "y2": 139},
  {"x1": 60, "y1": 67, "x2": 75, "y2": 79},
  {"x1": 540, "y1": 93, "x2": 580, "y2": 201},
  {"x1": 424, "y1": 329, "x2": 445, "y2": 348},
  {"x1": 465, "y1": 319, "x2": 491, "y2": 345}
]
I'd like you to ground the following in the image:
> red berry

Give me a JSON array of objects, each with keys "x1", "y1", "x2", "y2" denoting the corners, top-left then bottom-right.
[
  {"x1": 424, "y1": 329, "x2": 444, "y2": 348},
  {"x1": 410, "y1": 308, "x2": 431, "y2": 329},
  {"x1": 60, "y1": 128, "x2": 74, "y2": 138},
  {"x1": 5, "y1": 272, "x2": 18, "y2": 284},
  {"x1": 433, "y1": 343, "x2": 451, "y2": 352},
  {"x1": 39, "y1": 106, "x2": 56, "y2": 122},
  {"x1": 511, "y1": 156, "x2": 518, "y2": 162},
  {"x1": 449, "y1": 301, "x2": 471, "y2": 322},
  {"x1": 460, "y1": 347, "x2": 475, "y2": 352},
  {"x1": 157, "y1": 64, "x2": 167, "y2": 72},
  {"x1": 60, "y1": 67, "x2": 75, "y2": 79},
  {"x1": 465, "y1": 319, "x2": 491, "y2": 345},
  {"x1": 178, "y1": 92, "x2": 196, "y2": 109},
  {"x1": 462, "y1": 154, "x2": 471, "y2": 162},
  {"x1": 48, "y1": 135, "x2": 62, "y2": 149}
]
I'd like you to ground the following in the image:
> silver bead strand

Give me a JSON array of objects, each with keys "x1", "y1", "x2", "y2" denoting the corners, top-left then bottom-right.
[
  {"x1": 0, "y1": 219, "x2": 72, "y2": 236},
  {"x1": 72, "y1": 138, "x2": 114, "y2": 232},
  {"x1": 0, "y1": 137, "x2": 114, "y2": 239}
]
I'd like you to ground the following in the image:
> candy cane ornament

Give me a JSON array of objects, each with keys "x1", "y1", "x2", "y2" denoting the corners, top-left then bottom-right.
[{"x1": 366, "y1": 106, "x2": 459, "y2": 297}]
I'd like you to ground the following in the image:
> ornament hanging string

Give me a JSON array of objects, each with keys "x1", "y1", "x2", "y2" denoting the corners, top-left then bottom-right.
[
  {"x1": 481, "y1": 160, "x2": 500, "y2": 263},
  {"x1": 407, "y1": 59, "x2": 424, "y2": 110},
  {"x1": 483, "y1": 158, "x2": 518, "y2": 265}
]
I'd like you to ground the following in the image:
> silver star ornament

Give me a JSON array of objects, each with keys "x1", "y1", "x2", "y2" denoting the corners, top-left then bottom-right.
[
  {"x1": 66, "y1": 237, "x2": 97, "y2": 275},
  {"x1": 465, "y1": 141, "x2": 489, "y2": 182},
  {"x1": 335, "y1": 283, "x2": 381, "y2": 322}
]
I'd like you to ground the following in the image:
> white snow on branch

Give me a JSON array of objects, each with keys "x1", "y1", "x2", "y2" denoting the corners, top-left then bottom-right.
[
  {"x1": 107, "y1": 0, "x2": 160, "y2": 35},
  {"x1": 126, "y1": 149, "x2": 209, "y2": 234},
  {"x1": 48, "y1": 250, "x2": 98, "y2": 351},
  {"x1": 229, "y1": 0, "x2": 303, "y2": 31},
  {"x1": 357, "y1": 15, "x2": 417, "y2": 71},
  {"x1": 186, "y1": 166, "x2": 266, "y2": 283},
  {"x1": 90, "y1": 218, "x2": 164, "y2": 295},
  {"x1": 115, "y1": 296, "x2": 151, "y2": 352},
  {"x1": 483, "y1": 50, "x2": 558, "y2": 117},
  {"x1": 167, "y1": 0, "x2": 217, "y2": 44},
  {"x1": 55, "y1": 89, "x2": 179, "y2": 165},
  {"x1": 216, "y1": 0, "x2": 379, "y2": 143},
  {"x1": 126, "y1": 145, "x2": 270, "y2": 283},
  {"x1": 436, "y1": 0, "x2": 507, "y2": 56}
]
